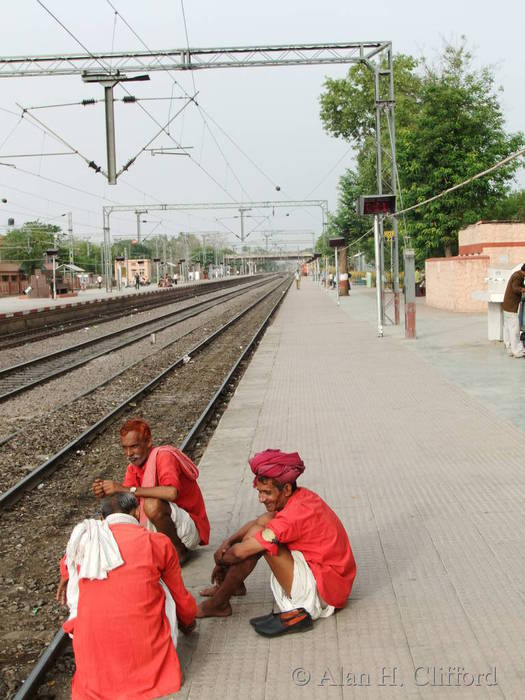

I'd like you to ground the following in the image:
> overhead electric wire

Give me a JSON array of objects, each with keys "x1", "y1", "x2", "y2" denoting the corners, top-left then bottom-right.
[
  {"x1": 303, "y1": 145, "x2": 354, "y2": 199},
  {"x1": 176, "y1": 0, "x2": 253, "y2": 200},
  {"x1": 104, "y1": 0, "x2": 258, "y2": 202},
  {"x1": 394, "y1": 146, "x2": 525, "y2": 217},
  {"x1": 101, "y1": 0, "x2": 241, "y2": 200},
  {"x1": 180, "y1": 0, "x2": 197, "y2": 96},
  {"x1": 35, "y1": 0, "x2": 233, "y2": 199},
  {"x1": 0, "y1": 116, "x2": 23, "y2": 151}
]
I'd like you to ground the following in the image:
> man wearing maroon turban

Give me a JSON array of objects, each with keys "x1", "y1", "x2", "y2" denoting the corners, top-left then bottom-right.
[{"x1": 197, "y1": 449, "x2": 356, "y2": 636}]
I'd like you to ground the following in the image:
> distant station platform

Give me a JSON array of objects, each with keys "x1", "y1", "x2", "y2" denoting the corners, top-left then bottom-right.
[{"x1": 179, "y1": 278, "x2": 525, "y2": 699}]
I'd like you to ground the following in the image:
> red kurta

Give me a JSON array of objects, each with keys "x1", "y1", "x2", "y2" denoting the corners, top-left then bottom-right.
[
  {"x1": 62, "y1": 522, "x2": 196, "y2": 700},
  {"x1": 123, "y1": 448, "x2": 210, "y2": 545},
  {"x1": 254, "y1": 487, "x2": 356, "y2": 608}
]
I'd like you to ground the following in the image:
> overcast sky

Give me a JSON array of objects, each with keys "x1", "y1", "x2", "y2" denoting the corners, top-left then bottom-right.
[{"x1": 0, "y1": 0, "x2": 523, "y2": 252}]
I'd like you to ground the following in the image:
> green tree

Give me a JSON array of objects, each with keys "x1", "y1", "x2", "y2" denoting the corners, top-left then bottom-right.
[
  {"x1": 1, "y1": 221, "x2": 62, "y2": 273},
  {"x1": 320, "y1": 41, "x2": 524, "y2": 261},
  {"x1": 484, "y1": 189, "x2": 525, "y2": 221}
]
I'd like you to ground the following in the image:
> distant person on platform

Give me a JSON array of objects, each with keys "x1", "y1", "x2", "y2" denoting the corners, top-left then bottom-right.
[
  {"x1": 503, "y1": 264, "x2": 525, "y2": 358},
  {"x1": 197, "y1": 449, "x2": 356, "y2": 637},
  {"x1": 56, "y1": 492, "x2": 196, "y2": 699},
  {"x1": 134, "y1": 272, "x2": 140, "y2": 290},
  {"x1": 92, "y1": 418, "x2": 210, "y2": 563},
  {"x1": 96, "y1": 275, "x2": 102, "y2": 290},
  {"x1": 294, "y1": 269, "x2": 301, "y2": 290}
]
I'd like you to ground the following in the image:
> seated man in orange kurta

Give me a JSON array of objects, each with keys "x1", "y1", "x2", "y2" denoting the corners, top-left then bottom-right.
[
  {"x1": 92, "y1": 418, "x2": 210, "y2": 563},
  {"x1": 56, "y1": 492, "x2": 196, "y2": 699},
  {"x1": 197, "y1": 449, "x2": 356, "y2": 636}
]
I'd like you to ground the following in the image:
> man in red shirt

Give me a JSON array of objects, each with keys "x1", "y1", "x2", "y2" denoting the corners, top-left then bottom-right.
[
  {"x1": 56, "y1": 492, "x2": 197, "y2": 699},
  {"x1": 197, "y1": 449, "x2": 356, "y2": 636},
  {"x1": 92, "y1": 418, "x2": 210, "y2": 563}
]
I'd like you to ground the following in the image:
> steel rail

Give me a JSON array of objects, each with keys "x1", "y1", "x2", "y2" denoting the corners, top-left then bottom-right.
[
  {"x1": 0, "y1": 276, "x2": 288, "y2": 509},
  {"x1": 0, "y1": 277, "x2": 275, "y2": 403},
  {"x1": 10, "y1": 275, "x2": 291, "y2": 700},
  {"x1": 0, "y1": 277, "x2": 259, "y2": 349}
]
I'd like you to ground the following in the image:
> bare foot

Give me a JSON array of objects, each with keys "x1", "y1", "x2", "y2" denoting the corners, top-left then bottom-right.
[
  {"x1": 196, "y1": 600, "x2": 232, "y2": 618},
  {"x1": 199, "y1": 583, "x2": 246, "y2": 597}
]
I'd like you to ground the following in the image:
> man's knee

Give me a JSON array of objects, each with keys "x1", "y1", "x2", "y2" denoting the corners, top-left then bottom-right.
[{"x1": 143, "y1": 497, "x2": 170, "y2": 522}]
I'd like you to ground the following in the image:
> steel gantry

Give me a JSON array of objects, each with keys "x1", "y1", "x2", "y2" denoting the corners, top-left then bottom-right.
[
  {"x1": 102, "y1": 200, "x2": 328, "y2": 290},
  {"x1": 0, "y1": 41, "x2": 399, "y2": 323}
]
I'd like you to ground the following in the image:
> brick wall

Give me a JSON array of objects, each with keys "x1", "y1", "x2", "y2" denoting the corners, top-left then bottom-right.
[{"x1": 425, "y1": 256, "x2": 489, "y2": 312}]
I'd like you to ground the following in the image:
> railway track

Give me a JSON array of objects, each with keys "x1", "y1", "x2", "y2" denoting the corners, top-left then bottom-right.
[
  {"x1": 0, "y1": 276, "x2": 276, "y2": 403},
  {"x1": 0, "y1": 276, "x2": 260, "y2": 349},
  {"x1": 8, "y1": 274, "x2": 291, "y2": 699}
]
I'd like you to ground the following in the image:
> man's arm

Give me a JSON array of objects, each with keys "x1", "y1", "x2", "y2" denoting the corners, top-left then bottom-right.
[
  {"x1": 219, "y1": 536, "x2": 266, "y2": 565},
  {"x1": 159, "y1": 543, "x2": 197, "y2": 630},
  {"x1": 93, "y1": 479, "x2": 177, "y2": 502},
  {"x1": 511, "y1": 275, "x2": 525, "y2": 294},
  {"x1": 212, "y1": 515, "x2": 270, "y2": 564}
]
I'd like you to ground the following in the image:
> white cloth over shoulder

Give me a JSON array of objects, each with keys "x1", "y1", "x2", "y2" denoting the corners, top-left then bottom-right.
[
  {"x1": 65, "y1": 516, "x2": 125, "y2": 620},
  {"x1": 145, "y1": 502, "x2": 200, "y2": 550},
  {"x1": 270, "y1": 550, "x2": 335, "y2": 621},
  {"x1": 64, "y1": 514, "x2": 178, "y2": 647}
]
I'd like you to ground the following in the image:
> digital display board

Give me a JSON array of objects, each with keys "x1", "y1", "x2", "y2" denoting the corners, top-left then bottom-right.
[{"x1": 357, "y1": 195, "x2": 396, "y2": 216}]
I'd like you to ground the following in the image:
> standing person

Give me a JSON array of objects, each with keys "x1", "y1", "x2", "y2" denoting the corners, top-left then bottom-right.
[
  {"x1": 93, "y1": 418, "x2": 210, "y2": 563},
  {"x1": 503, "y1": 264, "x2": 525, "y2": 358},
  {"x1": 294, "y1": 269, "x2": 301, "y2": 290},
  {"x1": 56, "y1": 493, "x2": 196, "y2": 699},
  {"x1": 134, "y1": 271, "x2": 140, "y2": 290},
  {"x1": 197, "y1": 449, "x2": 356, "y2": 636},
  {"x1": 96, "y1": 275, "x2": 102, "y2": 290}
]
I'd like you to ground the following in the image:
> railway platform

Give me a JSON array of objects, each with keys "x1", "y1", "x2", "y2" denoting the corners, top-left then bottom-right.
[
  {"x1": 0, "y1": 281, "x2": 188, "y2": 317},
  {"x1": 177, "y1": 277, "x2": 525, "y2": 699}
]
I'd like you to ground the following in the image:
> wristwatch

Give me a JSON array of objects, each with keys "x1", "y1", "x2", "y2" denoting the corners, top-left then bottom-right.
[{"x1": 129, "y1": 486, "x2": 137, "y2": 494}]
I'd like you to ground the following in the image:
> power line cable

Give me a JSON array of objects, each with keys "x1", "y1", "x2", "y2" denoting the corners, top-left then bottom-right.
[
  {"x1": 36, "y1": 0, "x2": 234, "y2": 199},
  {"x1": 394, "y1": 146, "x2": 525, "y2": 217}
]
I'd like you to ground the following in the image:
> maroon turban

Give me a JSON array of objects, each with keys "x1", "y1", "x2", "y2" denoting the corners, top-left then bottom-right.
[{"x1": 249, "y1": 449, "x2": 305, "y2": 485}]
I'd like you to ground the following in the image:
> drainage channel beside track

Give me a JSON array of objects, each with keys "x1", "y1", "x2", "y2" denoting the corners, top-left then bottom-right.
[{"x1": 3, "y1": 275, "x2": 291, "y2": 700}]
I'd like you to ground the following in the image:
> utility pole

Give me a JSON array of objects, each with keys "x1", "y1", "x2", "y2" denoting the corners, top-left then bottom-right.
[
  {"x1": 239, "y1": 206, "x2": 251, "y2": 275},
  {"x1": 135, "y1": 210, "x2": 148, "y2": 245},
  {"x1": 67, "y1": 212, "x2": 74, "y2": 287},
  {"x1": 81, "y1": 73, "x2": 150, "y2": 185}
]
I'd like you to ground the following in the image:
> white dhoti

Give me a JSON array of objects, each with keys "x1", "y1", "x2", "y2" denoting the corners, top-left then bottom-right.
[
  {"x1": 146, "y1": 502, "x2": 200, "y2": 550},
  {"x1": 270, "y1": 550, "x2": 335, "y2": 621},
  {"x1": 503, "y1": 310, "x2": 525, "y2": 357}
]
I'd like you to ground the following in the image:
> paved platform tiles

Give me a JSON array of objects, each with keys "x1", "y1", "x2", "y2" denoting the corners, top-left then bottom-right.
[{"x1": 174, "y1": 278, "x2": 524, "y2": 699}]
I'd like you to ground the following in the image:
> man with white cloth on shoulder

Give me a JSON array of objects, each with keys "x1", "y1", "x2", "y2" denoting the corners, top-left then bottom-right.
[{"x1": 56, "y1": 492, "x2": 196, "y2": 700}]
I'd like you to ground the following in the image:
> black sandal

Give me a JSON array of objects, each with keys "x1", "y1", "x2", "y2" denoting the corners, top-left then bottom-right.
[{"x1": 253, "y1": 608, "x2": 312, "y2": 637}]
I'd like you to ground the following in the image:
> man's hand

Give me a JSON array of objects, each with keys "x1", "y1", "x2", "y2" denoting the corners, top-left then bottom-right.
[
  {"x1": 56, "y1": 579, "x2": 68, "y2": 607},
  {"x1": 178, "y1": 619, "x2": 196, "y2": 635},
  {"x1": 213, "y1": 538, "x2": 231, "y2": 565},
  {"x1": 210, "y1": 564, "x2": 227, "y2": 586},
  {"x1": 92, "y1": 479, "x2": 106, "y2": 499},
  {"x1": 100, "y1": 480, "x2": 126, "y2": 496}
]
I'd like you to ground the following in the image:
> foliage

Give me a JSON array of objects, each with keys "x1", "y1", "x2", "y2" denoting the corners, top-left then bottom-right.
[
  {"x1": 484, "y1": 189, "x2": 525, "y2": 221},
  {"x1": 1, "y1": 221, "x2": 62, "y2": 273},
  {"x1": 319, "y1": 40, "x2": 525, "y2": 262}
]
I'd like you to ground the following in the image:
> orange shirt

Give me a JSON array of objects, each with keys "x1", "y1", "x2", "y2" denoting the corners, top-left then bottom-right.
[
  {"x1": 254, "y1": 487, "x2": 356, "y2": 608},
  {"x1": 62, "y1": 522, "x2": 196, "y2": 700},
  {"x1": 124, "y1": 450, "x2": 210, "y2": 545}
]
